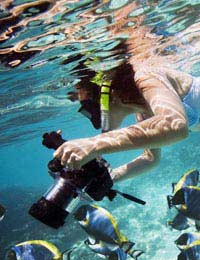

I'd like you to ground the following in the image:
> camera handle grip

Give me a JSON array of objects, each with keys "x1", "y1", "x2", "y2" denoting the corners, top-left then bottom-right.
[
  {"x1": 42, "y1": 131, "x2": 66, "y2": 150},
  {"x1": 42, "y1": 131, "x2": 66, "y2": 172}
]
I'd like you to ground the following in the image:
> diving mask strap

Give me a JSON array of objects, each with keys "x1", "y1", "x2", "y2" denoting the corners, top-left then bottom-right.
[{"x1": 100, "y1": 82, "x2": 111, "y2": 133}]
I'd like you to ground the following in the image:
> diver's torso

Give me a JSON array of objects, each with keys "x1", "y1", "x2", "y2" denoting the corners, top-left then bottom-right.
[
  {"x1": 161, "y1": 67, "x2": 193, "y2": 98},
  {"x1": 109, "y1": 64, "x2": 200, "y2": 130},
  {"x1": 112, "y1": 65, "x2": 193, "y2": 107},
  {"x1": 109, "y1": 65, "x2": 197, "y2": 129},
  {"x1": 109, "y1": 96, "x2": 151, "y2": 130}
]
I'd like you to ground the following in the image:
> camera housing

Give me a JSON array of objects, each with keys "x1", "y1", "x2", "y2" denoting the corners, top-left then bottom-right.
[{"x1": 29, "y1": 132, "x2": 113, "y2": 229}]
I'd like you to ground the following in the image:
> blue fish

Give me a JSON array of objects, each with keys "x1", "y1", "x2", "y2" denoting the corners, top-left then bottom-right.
[
  {"x1": 5, "y1": 240, "x2": 64, "y2": 260},
  {"x1": 0, "y1": 203, "x2": 5, "y2": 221},
  {"x1": 167, "y1": 169, "x2": 200, "y2": 231},
  {"x1": 74, "y1": 204, "x2": 144, "y2": 260},
  {"x1": 175, "y1": 232, "x2": 200, "y2": 260}
]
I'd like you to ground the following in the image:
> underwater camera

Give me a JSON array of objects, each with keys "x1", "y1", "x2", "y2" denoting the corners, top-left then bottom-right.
[
  {"x1": 29, "y1": 131, "x2": 115, "y2": 229},
  {"x1": 29, "y1": 131, "x2": 145, "y2": 229}
]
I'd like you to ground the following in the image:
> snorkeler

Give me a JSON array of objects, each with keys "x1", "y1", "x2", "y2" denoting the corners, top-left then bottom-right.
[
  {"x1": 167, "y1": 169, "x2": 200, "y2": 231},
  {"x1": 74, "y1": 204, "x2": 144, "y2": 260},
  {"x1": 54, "y1": 59, "x2": 199, "y2": 182},
  {"x1": 52, "y1": 1, "x2": 200, "y2": 183}
]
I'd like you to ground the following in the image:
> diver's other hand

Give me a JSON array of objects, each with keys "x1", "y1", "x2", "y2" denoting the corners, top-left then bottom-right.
[
  {"x1": 53, "y1": 138, "x2": 98, "y2": 169},
  {"x1": 110, "y1": 165, "x2": 127, "y2": 182}
]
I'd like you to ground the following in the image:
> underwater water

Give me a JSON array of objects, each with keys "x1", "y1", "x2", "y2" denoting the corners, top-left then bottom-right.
[{"x1": 1, "y1": 0, "x2": 200, "y2": 259}]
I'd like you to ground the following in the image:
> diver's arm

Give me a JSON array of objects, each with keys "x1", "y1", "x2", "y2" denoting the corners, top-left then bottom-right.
[
  {"x1": 111, "y1": 148, "x2": 161, "y2": 182},
  {"x1": 91, "y1": 72, "x2": 189, "y2": 154},
  {"x1": 111, "y1": 113, "x2": 161, "y2": 182},
  {"x1": 54, "y1": 71, "x2": 188, "y2": 169}
]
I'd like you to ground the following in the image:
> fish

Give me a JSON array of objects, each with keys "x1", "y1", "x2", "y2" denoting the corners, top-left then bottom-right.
[
  {"x1": 175, "y1": 232, "x2": 200, "y2": 260},
  {"x1": 5, "y1": 240, "x2": 63, "y2": 260},
  {"x1": 173, "y1": 169, "x2": 199, "y2": 194},
  {"x1": 74, "y1": 204, "x2": 144, "y2": 260},
  {"x1": 167, "y1": 169, "x2": 200, "y2": 231},
  {"x1": 167, "y1": 212, "x2": 190, "y2": 231},
  {"x1": 0, "y1": 203, "x2": 6, "y2": 221}
]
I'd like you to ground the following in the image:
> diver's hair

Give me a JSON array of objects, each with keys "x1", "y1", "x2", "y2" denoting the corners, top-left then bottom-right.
[
  {"x1": 72, "y1": 56, "x2": 100, "y2": 101},
  {"x1": 69, "y1": 40, "x2": 145, "y2": 105},
  {"x1": 75, "y1": 61, "x2": 145, "y2": 105},
  {"x1": 111, "y1": 62, "x2": 145, "y2": 105},
  {"x1": 75, "y1": 67, "x2": 100, "y2": 102}
]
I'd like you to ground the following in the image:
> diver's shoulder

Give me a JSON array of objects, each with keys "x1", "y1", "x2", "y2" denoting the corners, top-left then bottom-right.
[
  {"x1": 134, "y1": 64, "x2": 192, "y2": 83},
  {"x1": 133, "y1": 64, "x2": 165, "y2": 83},
  {"x1": 134, "y1": 65, "x2": 193, "y2": 96}
]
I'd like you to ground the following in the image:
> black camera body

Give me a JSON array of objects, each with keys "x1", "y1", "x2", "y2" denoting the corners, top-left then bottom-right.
[{"x1": 29, "y1": 132, "x2": 114, "y2": 229}]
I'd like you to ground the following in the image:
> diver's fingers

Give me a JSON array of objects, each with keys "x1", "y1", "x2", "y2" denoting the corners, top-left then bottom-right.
[
  {"x1": 58, "y1": 149, "x2": 72, "y2": 166},
  {"x1": 67, "y1": 153, "x2": 82, "y2": 170},
  {"x1": 58, "y1": 148, "x2": 76, "y2": 167},
  {"x1": 53, "y1": 145, "x2": 64, "y2": 160}
]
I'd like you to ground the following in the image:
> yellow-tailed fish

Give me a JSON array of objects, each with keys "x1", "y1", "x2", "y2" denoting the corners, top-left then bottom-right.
[
  {"x1": 74, "y1": 204, "x2": 144, "y2": 260},
  {"x1": 5, "y1": 240, "x2": 63, "y2": 260},
  {"x1": 175, "y1": 232, "x2": 200, "y2": 260},
  {"x1": 167, "y1": 169, "x2": 200, "y2": 231}
]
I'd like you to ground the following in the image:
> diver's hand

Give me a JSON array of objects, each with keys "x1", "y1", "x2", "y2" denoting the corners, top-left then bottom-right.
[
  {"x1": 110, "y1": 165, "x2": 127, "y2": 182},
  {"x1": 53, "y1": 138, "x2": 98, "y2": 169}
]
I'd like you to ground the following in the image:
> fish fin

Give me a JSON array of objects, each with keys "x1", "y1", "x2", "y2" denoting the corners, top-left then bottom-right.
[
  {"x1": 173, "y1": 189, "x2": 185, "y2": 205},
  {"x1": 0, "y1": 215, "x2": 5, "y2": 221},
  {"x1": 88, "y1": 236, "x2": 97, "y2": 245},
  {"x1": 175, "y1": 233, "x2": 190, "y2": 247},
  {"x1": 184, "y1": 169, "x2": 199, "y2": 187},
  {"x1": 85, "y1": 237, "x2": 99, "y2": 246},
  {"x1": 129, "y1": 250, "x2": 144, "y2": 259},
  {"x1": 121, "y1": 241, "x2": 135, "y2": 253},
  {"x1": 97, "y1": 253, "x2": 106, "y2": 259},
  {"x1": 177, "y1": 252, "x2": 187, "y2": 260},
  {"x1": 195, "y1": 220, "x2": 200, "y2": 231},
  {"x1": 167, "y1": 195, "x2": 174, "y2": 209},
  {"x1": 62, "y1": 246, "x2": 77, "y2": 260},
  {"x1": 184, "y1": 187, "x2": 200, "y2": 217},
  {"x1": 167, "y1": 212, "x2": 190, "y2": 231},
  {"x1": 172, "y1": 183, "x2": 177, "y2": 193},
  {"x1": 107, "y1": 252, "x2": 118, "y2": 260},
  {"x1": 175, "y1": 169, "x2": 199, "y2": 192},
  {"x1": 0, "y1": 204, "x2": 6, "y2": 221},
  {"x1": 168, "y1": 188, "x2": 186, "y2": 208}
]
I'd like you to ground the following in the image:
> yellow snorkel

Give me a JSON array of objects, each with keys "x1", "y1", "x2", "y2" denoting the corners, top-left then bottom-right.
[
  {"x1": 90, "y1": 71, "x2": 111, "y2": 132},
  {"x1": 100, "y1": 82, "x2": 111, "y2": 132}
]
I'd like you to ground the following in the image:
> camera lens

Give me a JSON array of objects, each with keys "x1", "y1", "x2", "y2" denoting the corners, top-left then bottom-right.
[
  {"x1": 48, "y1": 158, "x2": 63, "y2": 172},
  {"x1": 29, "y1": 177, "x2": 76, "y2": 228},
  {"x1": 29, "y1": 197, "x2": 69, "y2": 229}
]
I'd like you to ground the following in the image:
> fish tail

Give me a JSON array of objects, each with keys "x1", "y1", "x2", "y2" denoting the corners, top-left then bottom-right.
[
  {"x1": 128, "y1": 249, "x2": 144, "y2": 259},
  {"x1": 62, "y1": 246, "x2": 77, "y2": 260}
]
